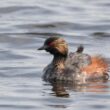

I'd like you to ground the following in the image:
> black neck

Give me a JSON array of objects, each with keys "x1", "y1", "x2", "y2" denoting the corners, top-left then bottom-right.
[{"x1": 52, "y1": 54, "x2": 67, "y2": 65}]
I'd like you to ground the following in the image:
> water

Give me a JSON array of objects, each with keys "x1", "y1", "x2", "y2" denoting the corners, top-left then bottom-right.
[{"x1": 0, "y1": 0, "x2": 110, "y2": 110}]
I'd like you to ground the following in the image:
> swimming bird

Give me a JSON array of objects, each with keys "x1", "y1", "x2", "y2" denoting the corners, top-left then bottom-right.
[{"x1": 38, "y1": 37, "x2": 109, "y2": 84}]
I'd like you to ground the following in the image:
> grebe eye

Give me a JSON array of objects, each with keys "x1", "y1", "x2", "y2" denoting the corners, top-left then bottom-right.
[{"x1": 48, "y1": 42, "x2": 54, "y2": 46}]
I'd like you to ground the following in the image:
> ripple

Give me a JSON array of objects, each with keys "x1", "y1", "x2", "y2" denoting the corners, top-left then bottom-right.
[
  {"x1": 0, "y1": 0, "x2": 110, "y2": 110},
  {"x1": 0, "y1": 50, "x2": 29, "y2": 60},
  {"x1": 0, "y1": 104, "x2": 36, "y2": 109},
  {"x1": 0, "y1": 6, "x2": 36, "y2": 14},
  {"x1": 92, "y1": 32, "x2": 110, "y2": 37}
]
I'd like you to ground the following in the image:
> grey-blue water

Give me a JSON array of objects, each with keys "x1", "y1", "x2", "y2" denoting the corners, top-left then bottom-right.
[{"x1": 0, "y1": 0, "x2": 110, "y2": 110}]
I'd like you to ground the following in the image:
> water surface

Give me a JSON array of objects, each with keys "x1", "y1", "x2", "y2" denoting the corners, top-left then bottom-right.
[{"x1": 0, "y1": 0, "x2": 110, "y2": 110}]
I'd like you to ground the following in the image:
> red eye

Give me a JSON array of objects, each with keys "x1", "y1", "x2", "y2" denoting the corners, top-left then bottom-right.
[{"x1": 48, "y1": 42, "x2": 54, "y2": 46}]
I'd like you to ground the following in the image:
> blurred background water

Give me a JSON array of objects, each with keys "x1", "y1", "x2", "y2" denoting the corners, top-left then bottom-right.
[{"x1": 0, "y1": 0, "x2": 110, "y2": 110}]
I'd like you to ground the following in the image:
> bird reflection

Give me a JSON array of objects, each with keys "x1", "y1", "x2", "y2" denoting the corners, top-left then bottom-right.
[
  {"x1": 51, "y1": 81, "x2": 69, "y2": 97},
  {"x1": 50, "y1": 80, "x2": 109, "y2": 97}
]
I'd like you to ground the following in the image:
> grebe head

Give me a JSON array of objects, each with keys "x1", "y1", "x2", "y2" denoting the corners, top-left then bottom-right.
[{"x1": 38, "y1": 37, "x2": 68, "y2": 57}]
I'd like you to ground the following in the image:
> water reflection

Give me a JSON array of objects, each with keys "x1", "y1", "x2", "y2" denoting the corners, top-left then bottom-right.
[
  {"x1": 49, "y1": 80, "x2": 109, "y2": 97},
  {"x1": 51, "y1": 81, "x2": 69, "y2": 97},
  {"x1": 0, "y1": 0, "x2": 110, "y2": 110}
]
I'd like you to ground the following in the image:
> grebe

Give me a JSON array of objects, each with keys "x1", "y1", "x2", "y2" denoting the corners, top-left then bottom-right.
[{"x1": 38, "y1": 37, "x2": 109, "y2": 84}]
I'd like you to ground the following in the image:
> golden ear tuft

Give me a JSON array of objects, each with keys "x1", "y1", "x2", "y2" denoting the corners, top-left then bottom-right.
[{"x1": 49, "y1": 37, "x2": 68, "y2": 55}]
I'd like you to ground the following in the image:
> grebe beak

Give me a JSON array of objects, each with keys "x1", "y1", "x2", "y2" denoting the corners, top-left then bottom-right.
[{"x1": 38, "y1": 45, "x2": 48, "y2": 50}]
